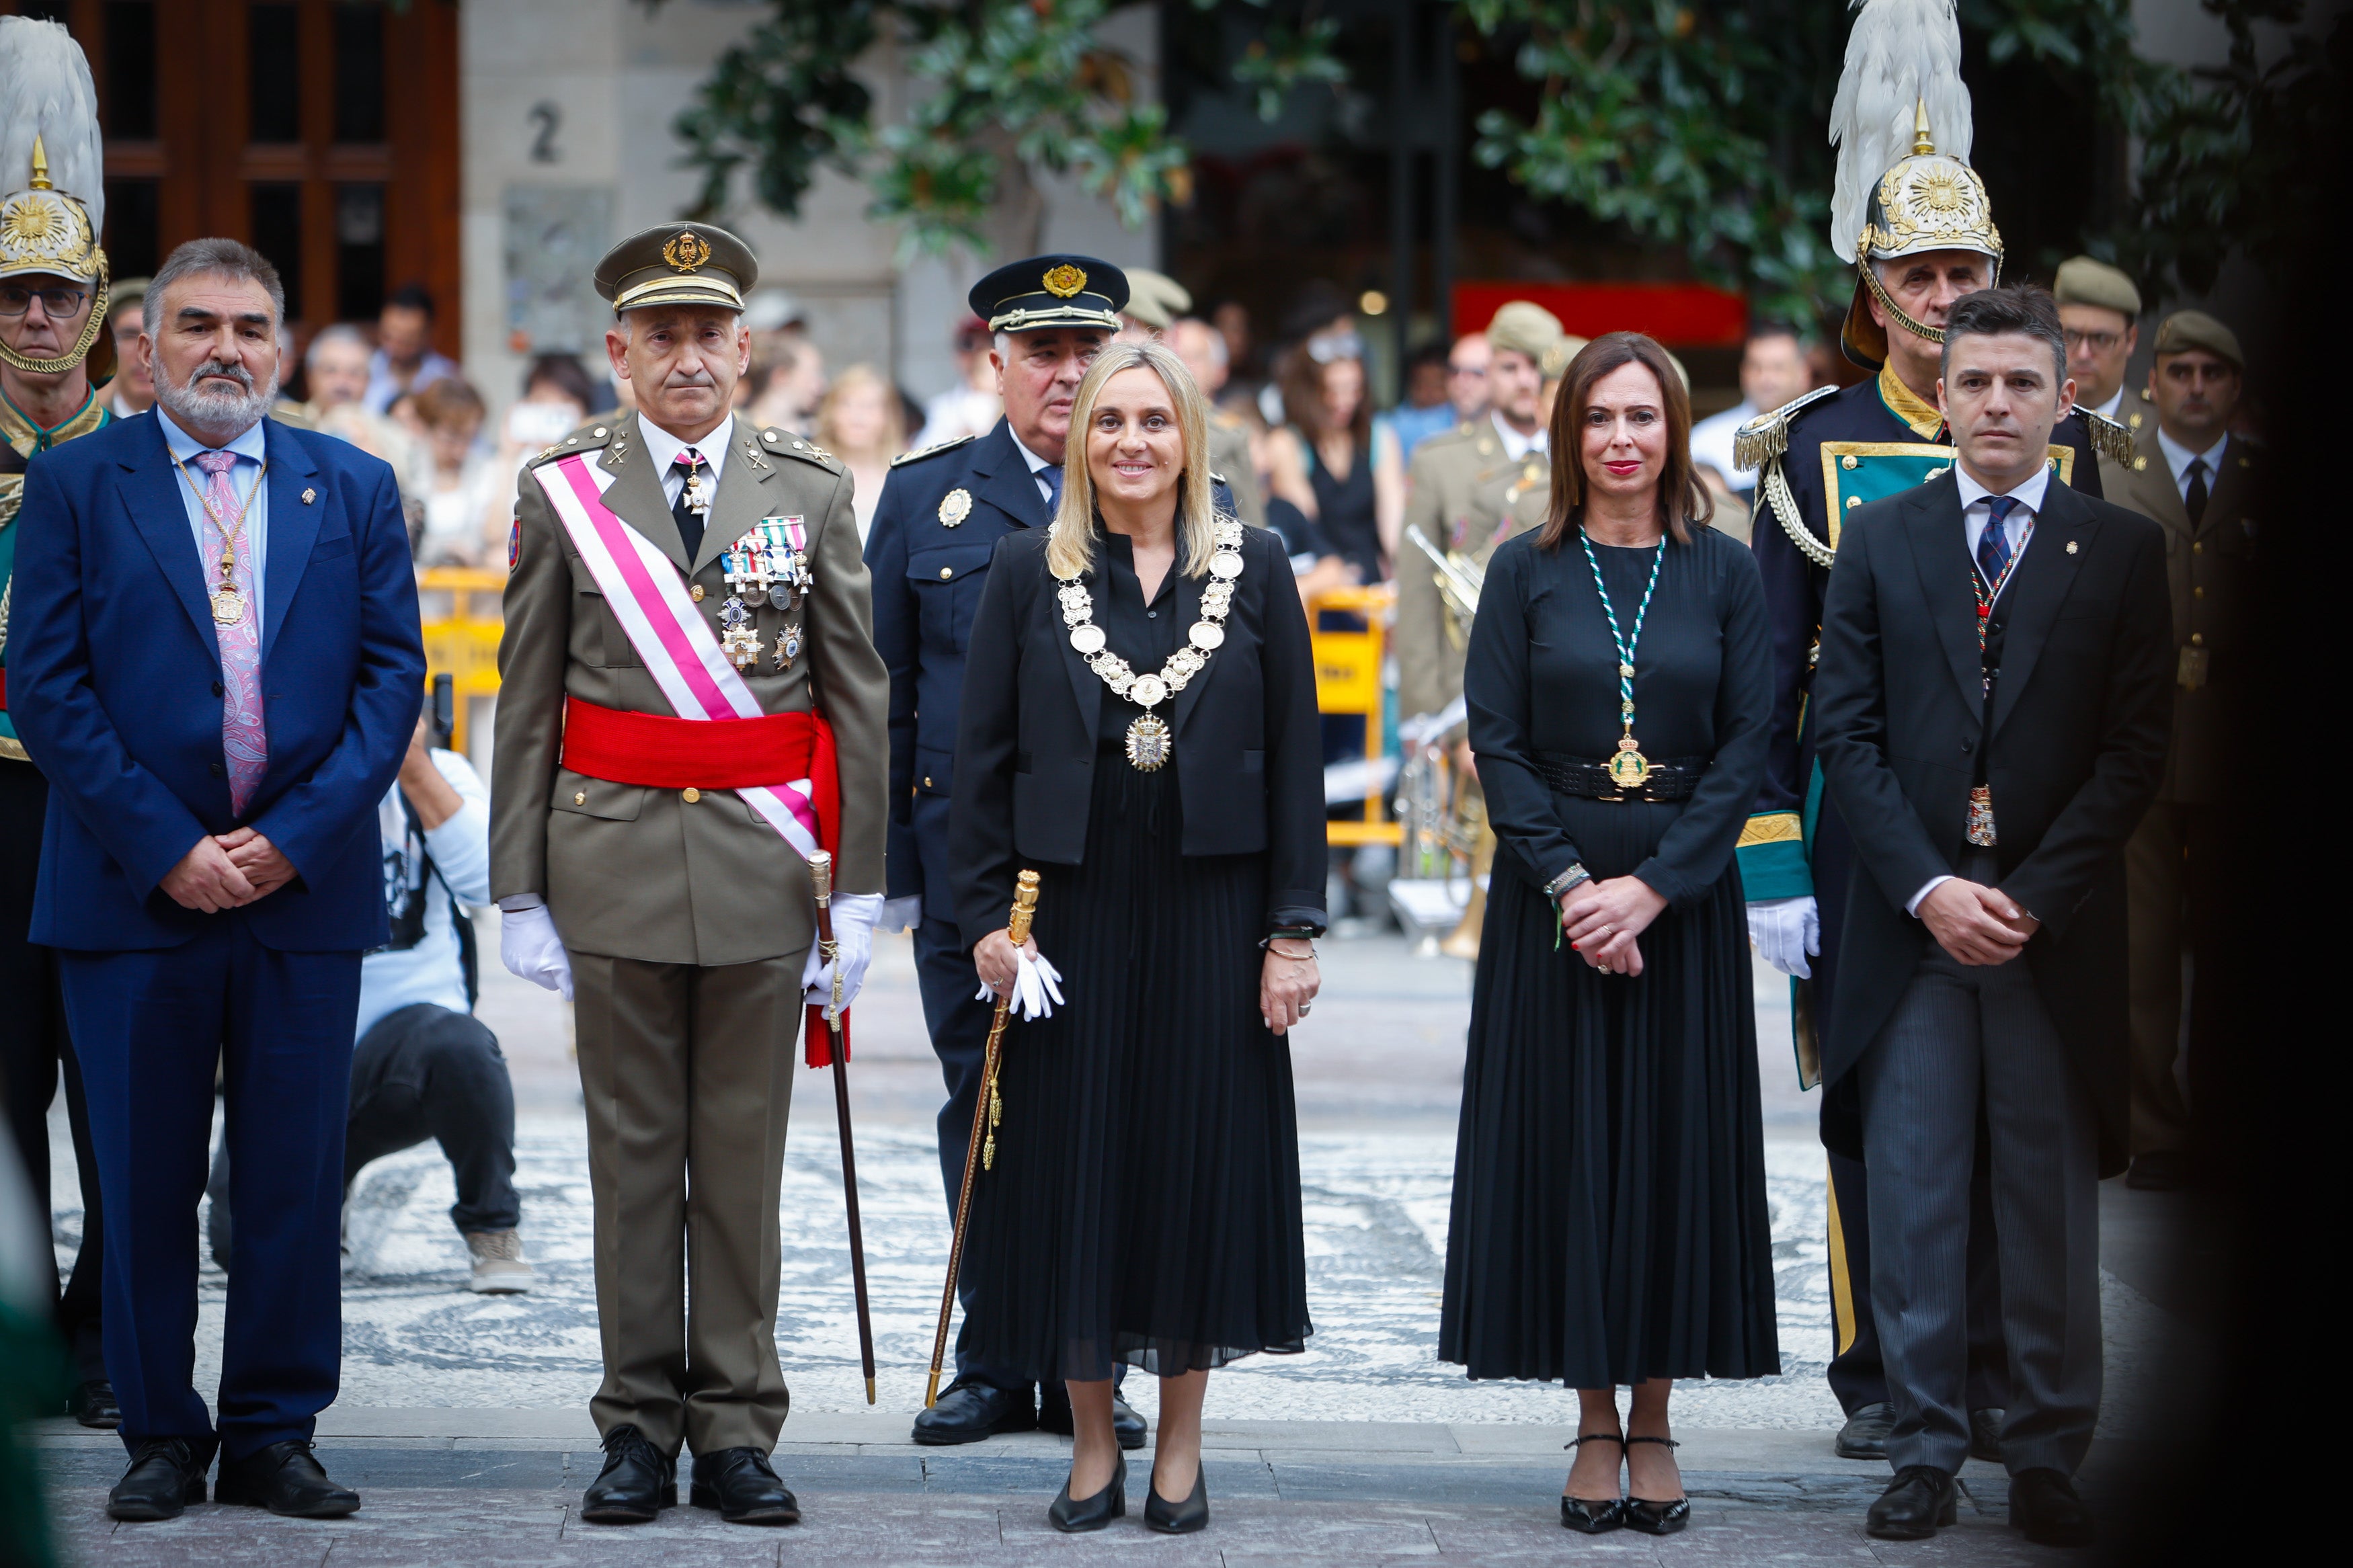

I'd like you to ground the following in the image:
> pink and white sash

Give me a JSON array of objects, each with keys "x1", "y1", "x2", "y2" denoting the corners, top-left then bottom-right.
[{"x1": 533, "y1": 453, "x2": 824, "y2": 858}]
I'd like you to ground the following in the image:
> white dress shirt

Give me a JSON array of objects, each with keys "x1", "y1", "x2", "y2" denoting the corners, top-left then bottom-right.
[
  {"x1": 1907, "y1": 460, "x2": 2050, "y2": 919},
  {"x1": 2154, "y1": 427, "x2": 2228, "y2": 507},
  {"x1": 1491, "y1": 410, "x2": 1547, "y2": 463},
  {"x1": 1010, "y1": 429, "x2": 1058, "y2": 506},
  {"x1": 637, "y1": 411, "x2": 733, "y2": 509}
]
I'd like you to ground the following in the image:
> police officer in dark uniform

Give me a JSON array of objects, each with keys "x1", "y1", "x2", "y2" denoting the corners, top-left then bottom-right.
[
  {"x1": 1734, "y1": 46, "x2": 2132, "y2": 1465},
  {"x1": 868, "y1": 256, "x2": 1232, "y2": 1447}
]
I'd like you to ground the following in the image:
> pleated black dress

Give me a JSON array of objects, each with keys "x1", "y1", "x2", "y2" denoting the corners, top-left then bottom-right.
[
  {"x1": 958, "y1": 535, "x2": 1314, "y2": 1383},
  {"x1": 1439, "y1": 523, "x2": 1780, "y2": 1388}
]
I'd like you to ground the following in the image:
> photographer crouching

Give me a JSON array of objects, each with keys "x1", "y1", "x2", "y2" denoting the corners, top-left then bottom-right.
[{"x1": 209, "y1": 688, "x2": 530, "y2": 1292}]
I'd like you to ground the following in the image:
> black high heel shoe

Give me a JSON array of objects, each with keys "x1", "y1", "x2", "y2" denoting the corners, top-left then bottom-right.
[
  {"x1": 1144, "y1": 1463, "x2": 1209, "y2": 1534},
  {"x1": 1047, "y1": 1452, "x2": 1126, "y2": 1533},
  {"x1": 1622, "y1": 1435, "x2": 1689, "y2": 1535},
  {"x1": 1560, "y1": 1432, "x2": 1625, "y2": 1533}
]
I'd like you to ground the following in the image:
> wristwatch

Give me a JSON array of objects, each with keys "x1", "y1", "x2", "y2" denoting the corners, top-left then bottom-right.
[{"x1": 1544, "y1": 863, "x2": 1591, "y2": 901}]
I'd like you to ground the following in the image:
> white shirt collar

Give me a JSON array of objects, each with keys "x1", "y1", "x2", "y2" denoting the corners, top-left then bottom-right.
[
  {"x1": 1491, "y1": 410, "x2": 1546, "y2": 462},
  {"x1": 636, "y1": 411, "x2": 732, "y2": 487},
  {"x1": 157, "y1": 405, "x2": 268, "y2": 464},
  {"x1": 2089, "y1": 386, "x2": 2124, "y2": 422},
  {"x1": 1008, "y1": 429, "x2": 1055, "y2": 475},
  {"x1": 1954, "y1": 458, "x2": 2052, "y2": 518},
  {"x1": 2154, "y1": 425, "x2": 2228, "y2": 488}
]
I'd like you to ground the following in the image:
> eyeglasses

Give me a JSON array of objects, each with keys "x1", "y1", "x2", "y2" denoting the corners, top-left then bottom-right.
[
  {"x1": 1447, "y1": 363, "x2": 1488, "y2": 378},
  {"x1": 2062, "y1": 328, "x2": 2123, "y2": 353},
  {"x1": 0, "y1": 284, "x2": 91, "y2": 318}
]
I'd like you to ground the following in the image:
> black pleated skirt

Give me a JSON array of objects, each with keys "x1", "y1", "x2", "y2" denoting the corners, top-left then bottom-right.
[
  {"x1": 959, "y1": 753, "x2": 1313, "y2": 1383},
  {"x1": 1439, "y1": 797, "x2": 1780, "y2": 1387}
]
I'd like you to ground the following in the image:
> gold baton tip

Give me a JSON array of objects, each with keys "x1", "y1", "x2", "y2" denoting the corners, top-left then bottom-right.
[
  {"x1": 807, "y1": 849, "x2": 834, "y2": 903},
  {"x1": 866, "y1": 1376, "x2": 877, "y2": 1405},
  {"x1": 924, "y1": 1369, "x2": 942, "y2": 1408}
]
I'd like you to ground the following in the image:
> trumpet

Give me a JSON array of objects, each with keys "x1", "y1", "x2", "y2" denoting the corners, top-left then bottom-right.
[{"x1": 1405, "y1": 524, "x2": 1484, "y2": 638}]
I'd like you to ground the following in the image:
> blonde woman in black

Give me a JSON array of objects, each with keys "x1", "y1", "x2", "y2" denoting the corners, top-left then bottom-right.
[
  {"x1": 950, "y1": 339, "x2": 1326, "y2": 1536},
  {"x1": 1440, "y1": 333, "x2": 1779, "y2": 1534}
]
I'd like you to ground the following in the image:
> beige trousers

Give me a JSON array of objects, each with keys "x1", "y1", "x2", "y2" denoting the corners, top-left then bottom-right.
[{"x1": 569, "y1": 948, "x2": 805, "y2": 1456}]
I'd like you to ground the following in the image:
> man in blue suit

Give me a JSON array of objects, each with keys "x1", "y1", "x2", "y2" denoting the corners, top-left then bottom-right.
[
  {"x1": 9, "y1": 239, "x2": 423, "y2": 1523},
  {"x1": 871, "y1": 256, "x2": 1233, "y2": 1447}
]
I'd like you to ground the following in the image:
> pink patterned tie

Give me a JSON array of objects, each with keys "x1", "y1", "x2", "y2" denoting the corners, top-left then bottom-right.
[{"x1": 194, "y1": 450, "x2": 268, "y2": 814}]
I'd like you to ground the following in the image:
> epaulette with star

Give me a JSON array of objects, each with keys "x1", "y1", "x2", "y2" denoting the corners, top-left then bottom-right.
[
  {"x1": 2075, "y1": 403, "x2": 2134, "y2": 464},
  {"x1": 1732, "y1": 384, "x2": 1839, "y2": 473},
  {"x1": 526, "y1": 419, "x2": 620, "y2": 467},
  {"x1": 891, "y1": 433, "x2": 979, "y2": 468},
  {"x1": 748, "y1": 427, "x2": 842, "y2": 472}
]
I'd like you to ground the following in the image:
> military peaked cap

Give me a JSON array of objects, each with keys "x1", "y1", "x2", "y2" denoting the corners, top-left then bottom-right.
[
  {"x1": 2052, "y1": 256, "x2": 2142, "y2": 320},
  {"x1": 595, "y1": 222, "x2": 759, "y2": 315},
  {"x1": 2151, "y1": 310, "x2": 2243, "y2": 370},
  {"x1": 970, "y1": 254, "x2": 1126, "y2": 335}
]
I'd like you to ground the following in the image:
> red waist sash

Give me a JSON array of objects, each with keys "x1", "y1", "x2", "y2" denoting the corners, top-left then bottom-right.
[{"x1": 562, "y1": 694, "x2": 832, "y2": 809}]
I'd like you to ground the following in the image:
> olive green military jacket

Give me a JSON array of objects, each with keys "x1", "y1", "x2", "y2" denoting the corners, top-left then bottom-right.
[
  {"x1": 1464, "y1": 451, "x2": 1552, "y2": 571},
  {"x1": 2096, "y1": 424, "x2": 2258, "y2": 807},
  {"x1": 1395, "y1": 417, "x2": 1517, "y2": 721},
  {"x1": 490, "y1": 415, "x2": 889, "y2": 966}
]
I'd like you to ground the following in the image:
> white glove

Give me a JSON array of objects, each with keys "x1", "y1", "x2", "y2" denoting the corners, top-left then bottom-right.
[
  {"x1": 876, "y1": 895, "x2": 923, "y2": 934},
  {"x1": 803, "y1": 892, "x2": 883, "y2": 1013},
  {"x1": 975, "y1": 948, "x2": 1066, "y2": 1021},
  {"x1": 500, "y1": 904, "x2": 574, "y2": 1000},
  {"x1": 1747, "y1": 895, "x2": 1819, "y2": 979}
]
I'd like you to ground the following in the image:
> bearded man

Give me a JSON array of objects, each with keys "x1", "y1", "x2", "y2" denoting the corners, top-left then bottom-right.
[{"x1": 9, "y1": 237, "x2": 424, "y2": 1522}]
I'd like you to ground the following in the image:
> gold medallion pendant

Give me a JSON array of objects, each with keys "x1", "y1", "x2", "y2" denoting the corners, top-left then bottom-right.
[
  {"x1": 210, "y1": 585, "x2": 245, "y2": 626},
  {"x1": 1607, "y1": 735, "x2": 1651, "y2": 791},
  {"x1": 1125, "y1": 712, "x2": 1172, "y2": 771}
]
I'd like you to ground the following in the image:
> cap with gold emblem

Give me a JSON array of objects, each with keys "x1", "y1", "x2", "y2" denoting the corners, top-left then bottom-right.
[
  {"x1": 2052, "y1": 255, "x2": 2142, "y2": 321},
  {"x1": 593, "y1": 222, "x2": 760, "y2": 316},
  {"x1": 0, "y1": 16, "x2": 114, "y2": 380},
  {"x1": 969, "y1": 254, "x2": 1127, "y2": 335},
  {"x1": 2151, "y1": 309, "x2": 2243, "y2": 371}
]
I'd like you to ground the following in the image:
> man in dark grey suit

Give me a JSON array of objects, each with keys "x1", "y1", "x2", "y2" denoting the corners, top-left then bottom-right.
[{"x1": 1812, "y1": 286, "x2": 2172, "y2": 1549}]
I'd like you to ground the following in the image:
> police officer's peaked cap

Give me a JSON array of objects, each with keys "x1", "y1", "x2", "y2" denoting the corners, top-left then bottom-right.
[
  {"x1": 970, "y1": 255, "x2": 1127, "y2": 335},
  {"x1": 2052, "y1": 257, "x2": 2142, "y2": 321},
  {"x1": 595, "y1": 222, "x2": 759, "y2": 316},
  {"x1": 2151, "y1": 310, "x2": 2243, "y2": 371}
]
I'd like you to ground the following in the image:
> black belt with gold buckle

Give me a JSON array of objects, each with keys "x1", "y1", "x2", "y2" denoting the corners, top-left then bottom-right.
[{"x1": 1531, "y1": 751, "x2": 1706, "y2": 802}]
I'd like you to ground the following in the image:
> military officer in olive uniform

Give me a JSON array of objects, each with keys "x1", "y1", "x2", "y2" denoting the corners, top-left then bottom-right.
[
  {"x1": 491, "y1": 223, "x2": 889, "y2": 1527},
  {"x1": 867, "y1": 256, "x2": 1235, "y2": 1449},
  {"x1": 2096, "y1": 310, "x2": 2254, "y2": 1192},
  {"x1": 1736, "y1": 83, "x2": 2130, "y2": 1466},
  {"x1": 2053, "y1": 256, "x2": 2145, "y2": 432},
  {"x1": 1394, "y1": 300, "x2": 1565, "y2": 725},
  {"x1": 0, "y1": 15, "x2": 121, "y2": 1432}
]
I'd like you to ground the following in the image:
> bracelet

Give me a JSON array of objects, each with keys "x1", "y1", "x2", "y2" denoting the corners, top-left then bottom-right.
[
  {"x1": 1544, "y1": 863, "x2": 1592, "y2": 901},
  {"x1": 1262, "y1": 936, "x2": 1320, "y2": 960}
]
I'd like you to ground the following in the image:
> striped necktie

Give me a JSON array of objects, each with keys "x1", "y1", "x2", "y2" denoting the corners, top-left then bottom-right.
[{"x1": 1976, "y1": 495, "x2": 2019, "y2": 591}]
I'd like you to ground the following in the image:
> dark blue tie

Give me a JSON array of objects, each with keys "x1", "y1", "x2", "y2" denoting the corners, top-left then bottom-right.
[
  {"x1": 1977, "y1": 495, "x2": 2019, "y2": 589},
  {"x1": 1039, "y1": 461, "x2": 1064, "y2": 520}
]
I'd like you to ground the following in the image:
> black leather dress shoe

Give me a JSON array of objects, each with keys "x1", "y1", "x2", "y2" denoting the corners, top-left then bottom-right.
[
  {"x1": 912, "y1": 1379, "x2": 1036, "y2": 1446},
  {"x1": 1866, "y1": 1464, "x2": 1957, "y2": 1540},
  {"x1": 1047, "y1": 1453, "x2": 1126, "y2": 1533},
  {"x1": 1969, "y1": 1407, "x2": 2005, "y2": 1464},
  {"x1": 1560, "y1": 1430, "x2": 1624, "y2": 1533},
  {"x1": 690, "y1": 1448, "x2": 800, "y2": 1524},
  {"x1": 2010, "y1": 1467, "x2": 2095, "y2": 1546},
  {"x1": 580, "y1": 1424, "x2": 676, "y2": 1524},
  {"x1": 1037, "y1": 1388, "x2": 1147, "y2": 1450},
  {"x1": 2126, "y1": 1151, "x2": 2191, "y2": 1191},
  {"x1": 214, "y1": 1440, "x2": 361, "y2": 1518},
  {"x1": 1835, "y1": 1401, "x2": 1892, "y2": 1460},
  {"x1": 1145, "y1": 1464, "x2": 1209, "y2": 1534},
  {"x1": 107, "y1": 1438, "x2": 213, "y2": 1522},
  {"x1": 69, "y1": 1379, "x2": 122, "y2": 1430},
  {"x1": 1622, "y1": 1435, "x2": 1689, "y2": 1535}
]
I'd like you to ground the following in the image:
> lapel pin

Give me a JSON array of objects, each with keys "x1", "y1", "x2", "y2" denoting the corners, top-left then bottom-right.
[
  {"x1": 301, "y1": 487, "x2": 315, "y2": 504},
  {"x1": 2065, "y1": 540, "x2": 2078, "y2": 554}
]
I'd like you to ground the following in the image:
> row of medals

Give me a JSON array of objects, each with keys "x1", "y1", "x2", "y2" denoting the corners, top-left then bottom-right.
[{"x1": 715, "y1": 516, "x2": 813, "y2": 670}]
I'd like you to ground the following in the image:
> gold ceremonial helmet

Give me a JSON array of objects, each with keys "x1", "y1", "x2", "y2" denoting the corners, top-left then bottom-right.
[{"x1": 1841, "y1": 102, "x2": 2003, "y2": 369}]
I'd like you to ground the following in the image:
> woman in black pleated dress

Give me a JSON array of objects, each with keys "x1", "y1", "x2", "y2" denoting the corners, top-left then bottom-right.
[
  {"x1": 1439, "y1": 333, "x2": 1778, "y2": 1536},
  {"x1": 950, "y1": 339, "x2": 1326, "y2": 1537}
]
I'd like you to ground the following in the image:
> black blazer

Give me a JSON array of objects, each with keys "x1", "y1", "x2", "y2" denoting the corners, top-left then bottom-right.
[
  {"x1": 950, "y1": 524, "x2": 1326, "y2": 940},
  {"x1": 1812, "y1": 472, "x2": 2172, "y2": 1171}
]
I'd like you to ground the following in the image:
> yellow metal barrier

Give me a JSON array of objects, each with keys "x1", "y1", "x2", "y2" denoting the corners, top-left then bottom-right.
[
  {"x1": 1307, "y1": 584, "x2": 1400, "y2": 848},
  {"x1": 417, "y1": 567, "x2": 505, "y2": 753}
]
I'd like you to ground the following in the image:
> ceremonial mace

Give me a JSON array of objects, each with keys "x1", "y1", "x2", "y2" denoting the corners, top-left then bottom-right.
[
  {"x1": 807, "y1": 851, "x2": 878, "y2": 1405},
  {"x1": 924, "y1": 869, "x2": 1039, "y2": 1409}
]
